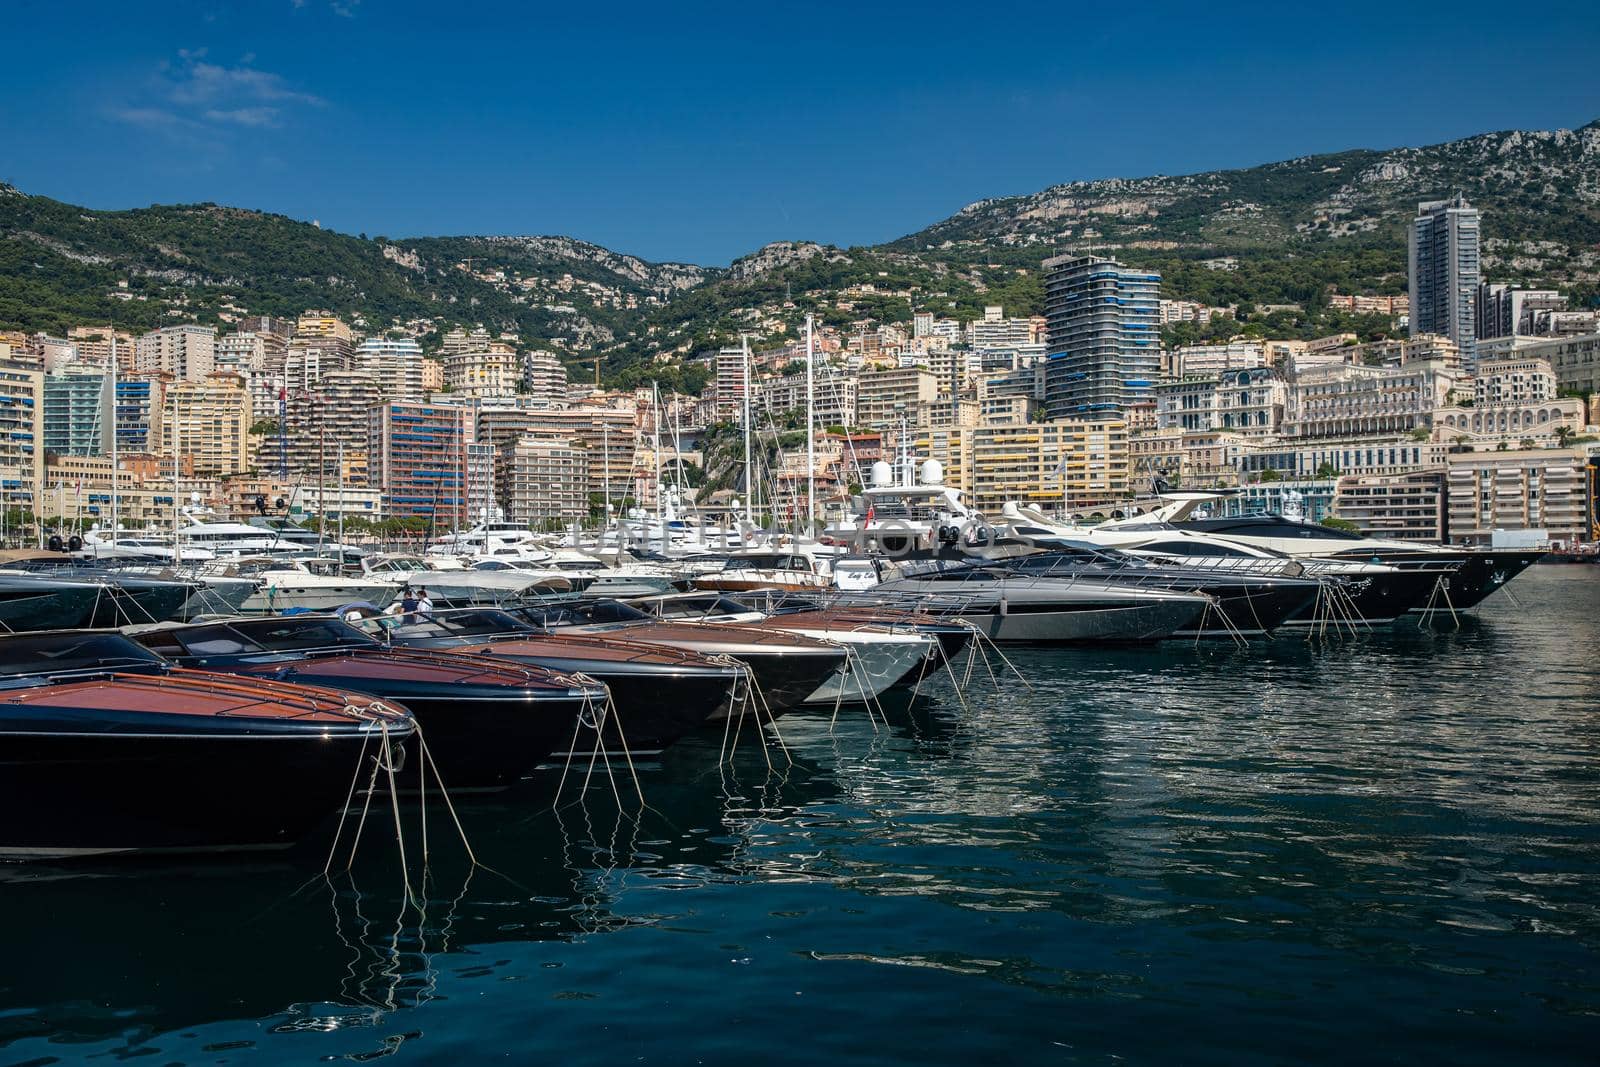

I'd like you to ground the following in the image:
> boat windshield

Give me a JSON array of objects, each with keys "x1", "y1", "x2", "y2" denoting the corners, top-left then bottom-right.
[
  {"x1": 162, "y1": 618, "x2": 380, "y2": 656},
  {"x1": 358, "y1": 608, "x2": 531, "y2": 641},
  {"x1": 0, "y1": 633, "x2": 167, "y2": 676},
  {"x1": 514, "y1": 600, "x2": 651, "y2": 628},
  {"x1": 631, "y1": 594, "x2": 754, "y2": 618},
  {"x1": 722, "y1": 554, "x2": 812, "y2": 572}
]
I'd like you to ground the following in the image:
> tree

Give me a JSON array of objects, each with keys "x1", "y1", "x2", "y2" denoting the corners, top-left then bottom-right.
[
  {"x1": 1259, "y1": 467, "x2": 1281, "y2": 482},
  {"x1": 1555, "y1": 425, "x2": 1575, "y2": 447},
  {"x1": 1321, "y1": 516, "x2": 1361, "y2": 533},
  {"x1": 1315, "y1": 461, "x2": 1340, "y2": 478}
]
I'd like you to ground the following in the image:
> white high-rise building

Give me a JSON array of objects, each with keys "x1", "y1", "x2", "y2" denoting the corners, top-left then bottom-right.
[{"x1": 354, "y1": 337, "x2": 428, "y2": 400}]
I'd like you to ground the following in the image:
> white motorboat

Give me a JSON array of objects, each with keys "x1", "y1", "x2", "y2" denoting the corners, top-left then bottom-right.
[
  {"x1": 362, "y1": 553, "x2": 570, "y2": 604},
  {"x1": 204, "y1": 557, "x2": 398, "y2": 614},
  {"x1": 426, "y1": 521, "x2": 542, "y2": 559},
  {"x1": 690, "y1": 546, "x2": 834, "y2": 594}
]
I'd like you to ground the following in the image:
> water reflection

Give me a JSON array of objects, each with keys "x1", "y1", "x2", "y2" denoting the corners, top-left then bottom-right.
[{"x1": 1, "y1": 571, "x2": 1596, "y2": 1064}]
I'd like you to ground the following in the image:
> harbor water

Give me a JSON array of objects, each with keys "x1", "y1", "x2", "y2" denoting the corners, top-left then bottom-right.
[{"x1": 2, "y1": 567, "x2": 1597, "y2": 1064}]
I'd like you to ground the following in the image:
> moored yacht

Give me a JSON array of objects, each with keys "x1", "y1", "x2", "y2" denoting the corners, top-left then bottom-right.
[
  {"x1": 1094, "y1": 493, "x2": 1537, "y2": 612},
  {"x1": 129, "y1": 615, "x2": 609, "y2": 791},
  {"x1": 690, "y1": 545, "x2": 834, "y2": 594},
  {"x1": 204, "y1": 556, "x2": 397, "y2": 614},
  {"x1": 355, "y1": 607, "x2": 743, "y2": 754},
  {"x1": 868, "y1": 561, "x2": 1213, "y2": 643},
  {"x1": 508, "y1": 600, "x2": 851, "y2": 715},
  {"x1": 363, "y1": 553, "x2": 569, "y2": 605},
  {"x1": 0, "y1": 630, "x2": 414, "y2": 858},
  {"x1": 1000, "y1": 502, "x2": 1456, "y2": 627}
]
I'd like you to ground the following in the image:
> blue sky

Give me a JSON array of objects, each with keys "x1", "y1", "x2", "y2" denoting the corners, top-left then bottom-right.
[{"x1": 2, "y1": 0, "x2": 1597, "y2": 265}]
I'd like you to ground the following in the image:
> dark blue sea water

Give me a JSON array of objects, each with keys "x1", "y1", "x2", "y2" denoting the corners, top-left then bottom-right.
[{"x1": 3, "y1": 567, "x2": 1597, "y2": 1065}]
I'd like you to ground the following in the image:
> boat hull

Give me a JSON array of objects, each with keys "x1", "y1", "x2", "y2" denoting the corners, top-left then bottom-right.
[
  {"x1": 0, "y1": 725, "x2": 391, "y2": 858},
  {"x1": 239, "y1": 581, "x2": 397, "y2": 614},
  {"x1": 0, "y1": 579, "x2": 100, "y2": 632},
  {"x1": 470, "y1": 654, "x2": 739, "y2": 753},
  {"x1": 231, "y1": 669, "x2": 580, "y2": 792},
  {"x1": 1282, "y1": 566, "x2": 1450, "y2": 627},
  {"x1": 957, "y1": 597, "x2": 1208, "y2": 643}
]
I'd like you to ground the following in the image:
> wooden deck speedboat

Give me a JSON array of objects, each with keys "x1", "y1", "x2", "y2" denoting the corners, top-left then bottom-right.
[
  {"x1": 508, "y1": 602, "x2": 851, "y2": 716},
  {"x1": 128, "y1": 616, "x2": 609, "y2": 791},
  {"x1": 351, "y1": 608, "x2": 744, "y2": 754},
  {"x1": 0, "y1": 630, "x2": 414, "y2": 859}
]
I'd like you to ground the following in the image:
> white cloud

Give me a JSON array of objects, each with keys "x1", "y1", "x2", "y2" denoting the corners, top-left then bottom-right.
[
  {"x1": 113, "y1": 51, "x2": 323, "y2": 136},
  {"x1": 202, "y1": 107, "x2": 282, "y2": 127},
  {"x1": 167, "y1": 55, "x2": 324, "y2": 108},
  {"x1": 111, "y1": 107, "x2": 199, "y2": 130}
]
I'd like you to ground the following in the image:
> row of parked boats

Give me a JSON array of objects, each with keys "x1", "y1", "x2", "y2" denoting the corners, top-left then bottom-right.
[{"x1": 0, "y1": 489, "x2": 1544, "y2": 862}]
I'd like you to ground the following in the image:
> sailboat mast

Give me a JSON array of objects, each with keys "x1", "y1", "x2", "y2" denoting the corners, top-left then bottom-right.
[
  {"x1": 108, "y1": 330, "x2": 119, "y2": 536},
  {"x1": 741, "y1": 334, "x2": 753, "y2": 528},
  {"x1": 171, "y1": 387, "x2": 180, "y2": 555},
  {"x1": 651, "y1": 381, "x2": 663, "y2": 523},
  {"x1": 805, "y1": 313, "x2": 816, "y2": 528},
  {"x1": 337, "y1": 440, "x2": 345, "y2": 552}
]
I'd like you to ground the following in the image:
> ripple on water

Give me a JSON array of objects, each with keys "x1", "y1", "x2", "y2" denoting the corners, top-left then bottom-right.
[{"x1": 0, "y1": 569, "x2": 1596, "y2": 1065}]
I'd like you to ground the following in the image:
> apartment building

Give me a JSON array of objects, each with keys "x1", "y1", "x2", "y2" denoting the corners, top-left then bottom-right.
[
  {"x1": 42, "y1": 362, "x2": 111, "y2": 457},
  {"x1": 114, "y1": 377, "x2": 161, "y2": 455},
  {"x1": 1330, "y1": 470, "x2": 1446, "y2": 542},
  {"x1": 757, "y1": 372, "x2": 858, "y2": 427},
  {"x1": 1237, "y1": 437, "x2": 1447, "y2": 481},
  {"x1": 1475, "y1": 285, "x2": 1566, "y2": 340},
  {"x1": 521, "y1": 350, "x2": 568, "y2": 407},
  {"x1": 713, "y1": 346, "x2": 748, "y2": 423},
  {"x1": 1170, "y1": 341, "x2": 1265, "y2": 378},
  {"x1": 1409, "y1": 195, "x2": 1481, "y2": 368},
  {"x1": 354, "y1": 337, "x2": 428, "y2": 400},
  {"x1": 135, "y1": 325, "x2": 216, "y2": 382},
  {"x1": 1495, "y1": 333, "x2": 1600, "y2": 396},
  {"x1": 368, "y1": 401, "x2": 490, "y2": 526},
  {"x1": 0, "y1": 359, "x2": 45, "y2": 515},
  {"x1": 919, "y1": 419, "x2": 1130, "y2": 515},
  {"x1": 443, "y1": 347, "x2": 520, "y2": 398},
  {"x1": 1156, "y1": 368, "x2": 1284, "y2": 436},
  {"x1": 67, "y1": 327, "x2": 137, "y2": 371},
  {"x1": 163, "y1": 372, "x2": 252, "y2": 476},
  {"x1": 1445, "y1": 447, "x2": 1591, "y2": 544},
  {"x1": 857, "y1": 366, "x2": 938, "y2": 430},
  {"x1": 501, "y1": 436, "x2": 590, "y2": 525},
  {"x1": 272, "y1": 371, "x2": 384, "y2": 481},
  {"x1": 477, "y1": 402, "x2": 635, "y2": 501},
  {"x1": 216, "y1": 330, "x2": 288, "y2": 375},
  {"x1": 42, "y1": 455, "x2": 189, "y2": 529},
  {"x1": 1042, "y1": 256, "x2": 1161, "y2": 418},
  {"x1": 1432, "y1": 357, "x2": 1585, "y2": 446}
]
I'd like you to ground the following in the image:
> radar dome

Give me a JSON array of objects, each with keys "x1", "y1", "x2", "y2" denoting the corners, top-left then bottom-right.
[
  {"x1": 869, "y1": 461, "x2": 894, "y2": 487},
  {"x1": 919, "y1": 459, "x2": 944, "y2": 485}
]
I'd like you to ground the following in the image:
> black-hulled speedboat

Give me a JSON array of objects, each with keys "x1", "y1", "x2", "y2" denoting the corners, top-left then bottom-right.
[
  {"x1": 507, "y1": 601, "x2": 851, "y2": 715},
  {"x1": 129, "y1": 616, "x2": 608, "y2": 791},
  {"x1": 0, "y1": 630, "x2": 414, "y2": 859},
  {"x1": 354, "y1": 608, "x2": 743, "y2": 754}
]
